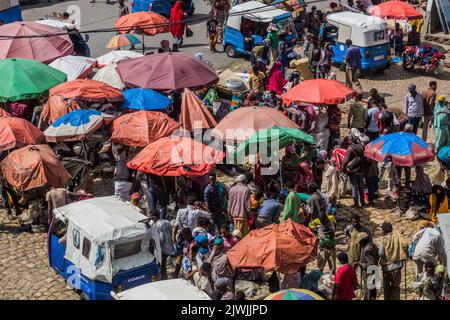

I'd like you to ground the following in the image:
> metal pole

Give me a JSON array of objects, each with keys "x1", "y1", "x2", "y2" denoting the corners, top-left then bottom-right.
[
  {"x1": 404, "y1": 260, "x2": 407, "y2": 300},
  {"x1": 142, "y1": 34, "x2": 145, "y2": 55}
]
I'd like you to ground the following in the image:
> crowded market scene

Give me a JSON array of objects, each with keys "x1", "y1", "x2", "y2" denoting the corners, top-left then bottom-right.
[{"x1": 0, "y1": 0, "x2": 450, "y2": 302}]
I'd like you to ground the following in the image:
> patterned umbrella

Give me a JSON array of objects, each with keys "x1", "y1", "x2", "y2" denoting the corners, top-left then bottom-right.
[
  {"x1": 265, "y1": 289, "x2": 324, "y2": 300},
  {"x1": 106, "y1": 34, "x2": 141, "y2": 49},
  {"x1": 364, "y1": 132, "x2": 434, "y2": 166}
]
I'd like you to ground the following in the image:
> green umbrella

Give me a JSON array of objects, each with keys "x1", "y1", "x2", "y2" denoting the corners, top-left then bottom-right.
[
  {"x1": 233, "y1": 126, "x2": 315, "y2": 158},
  {"x1": 0, "y1": 58, "x2": 67, "y2": 102}
]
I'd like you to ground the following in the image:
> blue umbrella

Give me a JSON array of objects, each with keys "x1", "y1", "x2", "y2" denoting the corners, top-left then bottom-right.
[{"x1": 122, "y1": 88, "x2": 172, "y2": 111}]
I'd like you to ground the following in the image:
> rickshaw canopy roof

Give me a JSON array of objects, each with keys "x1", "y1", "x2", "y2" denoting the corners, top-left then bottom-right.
[
  {"x1": 54, "y1": 196, "x2": 149, "y2": 240},
  {"x1": 327, "y1": 12, "x2": 387, "y2": 32},
  {"x1": 227, "y1": 1, "x2": 290, "y2": 30}
]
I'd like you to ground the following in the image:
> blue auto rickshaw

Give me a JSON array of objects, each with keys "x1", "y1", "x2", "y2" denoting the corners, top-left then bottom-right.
[
  {"x1": 325, "y1": 12, "x2": 390, "y2": 72},
  {"x1": 0, "y1": 0, "x2": 22, "y2": 23},
  {"x1": 47, "y1": 196, "x2": 161, "y2": 300},
  {"x1": 223, "y1": 1, "x2": 298, "y2": 58},
  {"x1": 131, "y1": 0, "x2": 194, "y2": 17}
]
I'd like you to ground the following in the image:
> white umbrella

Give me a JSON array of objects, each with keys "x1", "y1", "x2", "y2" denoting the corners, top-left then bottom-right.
[
  {"x1": 35, "y1": 19, "x2": 76, "y2": 29},
  {"x1": 96, "y1": 50, "x2": 143, "y2": 67},
  {"x1": 49, "y1": 55, "x2": 96, "y2": 81},
  {"x1": 92, "y1": 62, "x2": 125, "y2": 90}
]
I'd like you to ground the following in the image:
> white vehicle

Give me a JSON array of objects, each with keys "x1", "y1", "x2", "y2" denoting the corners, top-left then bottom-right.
[
  {"x1": 112, "y1": 278, "x2": 211, "y2": 300},
  {"x1": 48, "y1": 196, "x2": 161, "y2": 300}
]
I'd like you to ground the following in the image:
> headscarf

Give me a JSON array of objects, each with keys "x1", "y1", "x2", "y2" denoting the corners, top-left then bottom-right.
[
  {"x1": 170, "y1": 1, "x2": 185, "y2": 38},
  {"x1": 267, "y1": 62, "x2": 287, "y2": 95}
]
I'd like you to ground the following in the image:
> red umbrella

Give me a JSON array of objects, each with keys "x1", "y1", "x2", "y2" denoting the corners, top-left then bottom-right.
[
  {"x1": 49, "y1": 79, "x2": 123, "y2": 102},
  {"x1": 0, "y1": 22, "x2": 74, "y2": 64},
  {"x1": 0, "y1": 117, "x2": 44, "y2": 152},
  {"x1": 116, "y1": 52, "x2": 219, "y2": 92},
  {"x1": 110, "y1": 111, "x2": 180, "y2": 147},
  {"x1": 282, "y1": 79, "x2": 356, "y2": 106},
  {"x1": 115, "y1": 11, "x2": 170, "y2": 36},
  {"x1": 368, "y1": 1, "x2": 423, "y2": 20},
  {"x1": 127, "y1": 136, "x2": 224, "y2": 177},
  {"x1": 180, "y1": 88, "x2": 217, "y2": 131}
]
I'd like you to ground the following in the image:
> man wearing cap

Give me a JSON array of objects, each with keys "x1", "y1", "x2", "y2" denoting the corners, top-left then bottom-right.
[
  {"x1": 207, "y1": 236, "x2": 234, "y2": 282},
  {"x1": 378, "y1": 222, "x2": 408, "y2": 300},
  {"x1": 228, "y1": 175, "x2": 252, "y2": 237},
  {"x1": 422, "y1": 81, "x2": 437, "y2": 143},
  {"x1": 405, "y1": 84, "x2": 424, "y2": 134}
]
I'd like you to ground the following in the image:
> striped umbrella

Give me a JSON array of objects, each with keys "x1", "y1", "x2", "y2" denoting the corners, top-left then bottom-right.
[
  {"x1": 265, "y1": 289, "x2": 324, "y2": 300},
  {"x1": 106, "y1": 34, "x2": 141, "y2": 49}
]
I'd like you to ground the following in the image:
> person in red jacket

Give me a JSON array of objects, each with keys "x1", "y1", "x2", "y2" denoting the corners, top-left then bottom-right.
[{"x1": 171, "y1": 0, "x2": 185, "y2": 47}]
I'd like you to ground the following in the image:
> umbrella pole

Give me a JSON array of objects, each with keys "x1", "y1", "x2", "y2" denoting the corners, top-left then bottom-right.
[
  {"x1": 279, "y1": 162, "x2": 284, "y2": 193},
  {"x1": 81, "y1": 140, "x2": 89, "y2": 161},
  {"x1": 175, "y1": 176, "x2": 178, "y2": 211},
  {"x1": 142, "y1": 34, "x2": 145, "y2": 55}
]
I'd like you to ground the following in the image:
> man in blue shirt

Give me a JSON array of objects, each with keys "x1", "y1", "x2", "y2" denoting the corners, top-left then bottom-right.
[
  {"x1": 256, "y1": 192, "x2": 281, "y2": 228},
  {"x1": 366, "y1": 101, "x2": 380, "y2": 141},
  {"x1": 344, "y1": 39, "x2": 362, "y2": 91}
]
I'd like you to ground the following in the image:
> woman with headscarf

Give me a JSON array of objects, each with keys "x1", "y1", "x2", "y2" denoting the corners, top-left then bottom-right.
[
  {"x1": 266, "y1": 61, "x2": 287, "y2": 95},
  {"x1": 170, "y1": 0, "x2": 185, "y2": 46},
  {"x1": 429, "y1": 185, "x2": 449, "y2": 222},
  {"x1": 434, "y1": 96, "x2": 450, "y2": 152}
]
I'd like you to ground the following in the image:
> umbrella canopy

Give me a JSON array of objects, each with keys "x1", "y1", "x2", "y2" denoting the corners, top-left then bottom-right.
[
  {"x1": 212, "y1": 107, "x2": 299, "y2": 142},
  {"x1": 96, "y1": 50, "x2": 143, "y2": 67},
  {"x1": 35, "y1": 19, "x2": 76, "y2": 29},
  {"x1": 0, "y1": 117, "x2": 44, "y2": 152},
  {"x1": 282, "y1": 79, "x2": 356, "y2": 106},
  {"x1": 40, "y1": 95, "x2": 80, "y2": 125},
  {"x1": 49, "y1": 79, "x2": 123, "y2": 103},
  {"x1": 0, "y1": 58, "x2": 67, "y2": 102},
  {"x1": 92, "y1": 61, "x2": 125, "y2": 90},
  {"x1": 110, "y1": 111, "x2": 180, "y2": 147},
  {"x1": 127, "y1": 136, "x2": 224, "y2": 177},
  {"x1": 364, "y1": 132, "x2": 434, "y2": 166},
  {"x1": 234, "y1": 126, "x2": 315, "y2": 157},
  {"x1": 49, "y1": 56, "x2": 96, "y2": 81},
  {"x1": 0, "y1": 109, "x2": 11, "y2": 117},
  {"x1": 0, "y1": 21, "x2": 74, "y2": 64},
  {"x1": 227, "y1": 219, "x2": 318, "y2": 274},
  {"x1": 122, "y1": 88, "x2": 172, "y2": 111},
  {"x1": 265, "y1": 289, "x2": 324, "y2": 300},
  {"x1": 0, "y1": 144, "x2": 71, "y2": 191},
  {"x1": 181, "y1": 88, "x2": 217, "y2": 131},
  {"x1": 116, "y1": 52, "x2": 219, "y2": 92},
  {"x1": 44, "y1": 109, "x2": 114, "y2": 142},
  {"x1": 115, "y1": 11, "x2": 170, "y2": 36},
  {"x1": 368, "y1": 1, "x2": 423, "y2": 20},
  {"x1": 106, "y1": 34, "x2": 141, "y2": 49}
]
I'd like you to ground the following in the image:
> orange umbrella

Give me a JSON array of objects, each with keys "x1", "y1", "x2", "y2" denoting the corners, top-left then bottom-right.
[
  {"x1": 110, "y1": 111, "x2": 180, "y2": 147},
  {"x1": 282, "y1": 79, "x2": 356, "y2": 106},
  {"x1": 49, "y1": 79, "x2": 123, "y2": 102},
  {"x1": 40, "y1": 95, "x2": 80, "y2": 125},
  {"x1": 368, "y1": 0, "x2": 423, "y2": 20},
  {"x1": 227, "y1": 219, "x2": 318, "y2": 274},
  {"x1": 0, "y1": 117, "x2": 44, "y2": 152},
  {"x1": 0, "y1": 144, "x2": 71, "y2": 191},
  {"x1": 212, "y1": 106, "x2": 299, "y2": 142},
  {"x1": 181, "y1": 88, "x2": 217, "y2": 131},
  {"x1": 127, "y1": 136, "x2": 224, "y2": 177},
  {"x1": 115, "y1": 11, "x2": 170, "y2": 36},
  {"x1": 0, "y1": 108, "x2": 10, "y2": 117}
]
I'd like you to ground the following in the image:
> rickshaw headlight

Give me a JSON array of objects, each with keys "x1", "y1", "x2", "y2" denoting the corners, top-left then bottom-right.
[
  {"x1": 365, "y1": 51, "x2": 371, "y2": 59},
  {"x1": 115, "y1": 285, "x2": 123, "y2": 293}
]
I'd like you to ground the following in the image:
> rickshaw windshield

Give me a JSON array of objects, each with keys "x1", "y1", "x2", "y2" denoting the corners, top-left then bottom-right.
[
  {"x1": 241, "y1": 18, "x2": 268, "y2": 37},
  {"x1": 274, "y1": 17, "x2": 294, "y2": 36}
]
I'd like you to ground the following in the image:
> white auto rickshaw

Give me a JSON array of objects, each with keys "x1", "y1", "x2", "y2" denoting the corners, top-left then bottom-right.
[{"x1": 47, "y1": 196, "x2": 161, "y2": 300}]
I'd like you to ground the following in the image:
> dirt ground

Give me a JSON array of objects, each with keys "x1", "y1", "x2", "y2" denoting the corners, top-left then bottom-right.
[{"x1": 1, "y1": 51, "x2": 449, "y2": 299}]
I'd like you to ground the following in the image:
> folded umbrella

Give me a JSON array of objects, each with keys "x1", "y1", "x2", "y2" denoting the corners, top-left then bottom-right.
[
  {"x1": 282, "y1": 79, "x2": 356, "y2": 106},
  {"x1": 49, "y1": 79, "x2": 123, "y2": 103},
  {"x1": 181, "y1": 88, "x2": 217, "y2": 131},
  {"x1": 364, "y1": 132, "x2": 435, "y2": 166},
  {"x1": 122, "y1": 88, "x2": 172, "y2": 111},
  {"x1": 0, "y1": 144, "x2": 71, "y2": 191},
  {"x1": 212, "y1": 107, "x2": 299, "y2": 142},
  {"x1": 0, "y1": 117, "x2": 44, "y2": 152},
  {"x1": 0, "y1": 21, "x2": 74, "y2": 64},
  {"x1": 127, "y1": 136, "x2": 224, "y2": 177},
  {"x1": 116, "y1": 52, "x2": 219, "y2": 92},
  {"x1": 44, "y1": 109, "x2": 114, "y2": 142},
  {"x1": 110, "y1": 111, "x2": 180, "y2": 147},
  {"x1": 0, "y1": 58, "x2": 67, "y2": 102},
  {"x1": 49, "y1": 56, "x2": 96, "y2": 81}
]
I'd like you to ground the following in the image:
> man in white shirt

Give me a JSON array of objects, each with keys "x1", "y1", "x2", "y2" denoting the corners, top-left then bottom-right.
[{"x1": 173, "y1": 196, "x2": 211, "y2": 242}]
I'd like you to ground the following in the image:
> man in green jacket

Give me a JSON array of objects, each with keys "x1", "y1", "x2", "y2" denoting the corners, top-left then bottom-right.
[{"x1": 266, "y1": 23, "x2": 280, "y2": 65}]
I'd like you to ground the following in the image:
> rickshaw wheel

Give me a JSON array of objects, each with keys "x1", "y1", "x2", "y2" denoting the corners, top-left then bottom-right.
[
  {"x1": 225, "y1": 45, "x2": 237, "y2": 58},
  {"x1": 79, "y1": 292, "x2": 89, "y2": 300}
]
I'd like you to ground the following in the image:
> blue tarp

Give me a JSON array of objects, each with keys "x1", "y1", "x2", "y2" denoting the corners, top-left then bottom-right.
[{"x1": 0, "y1": 4, "x2": 22, "y2": 24}]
